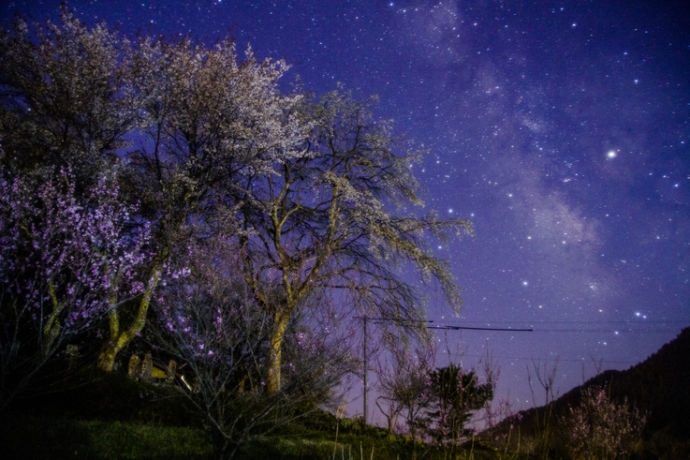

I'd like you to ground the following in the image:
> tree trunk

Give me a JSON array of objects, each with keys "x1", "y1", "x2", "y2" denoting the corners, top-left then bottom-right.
[
  {"x1": 266, "y1": 311, "x2": 290, "y2": 393},
  {"x1": 97, "y1": 268, "x2": 161, "y2": 372}
]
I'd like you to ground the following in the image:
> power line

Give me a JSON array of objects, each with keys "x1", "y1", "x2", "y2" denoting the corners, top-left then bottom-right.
[
  {"x1": 527, "y1": 328, "x2": 679, "y2": 334},
  {"x1": 362, "y1": 316, "x2": 534, "y2": 332},
  {"x1": 427, "y1": 324, "x2": 534, "y2": 332},
  {"x1": 354, "y1": 315, "x2": 532, "y2": 423},
  {"x1": 443, "y1": 353, "x2": 643, "y2": 365}
]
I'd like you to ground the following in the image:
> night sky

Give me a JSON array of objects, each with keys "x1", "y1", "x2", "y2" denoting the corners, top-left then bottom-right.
[{"x1": 3, "y1": 0, "x2": 689, "y2": 421}]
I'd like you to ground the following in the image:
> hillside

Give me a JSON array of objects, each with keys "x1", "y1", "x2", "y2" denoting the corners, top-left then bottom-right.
[{"x1": 483, "y1": 327, "x2": 690, "y2": 457}]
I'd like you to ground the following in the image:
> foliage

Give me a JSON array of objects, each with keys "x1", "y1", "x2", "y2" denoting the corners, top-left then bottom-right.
[
  {"x1": 0, "y1": 165, "x2": 151, "y2": 411},
  {"x1": 0, "y1": 7, "x2": 474, "y2": 457},
  {"x1": 0, "y1": 7, "x2": 311, "y2": 372},
  {"x1": 0, "y1": 6, "x2": 141, "y2": 179},
  {"x1": 564, "y1": 385, "x2": 646, "y2": 458},
  {"x1": 427, "y1": 364, "x2": 493, "y2": 448},
  {"x1": 377, "y1": 346, "x2": 494, "y2": 452},
  {"x1": 239, "y1": 88, "x2": 472, "y2": 391}
]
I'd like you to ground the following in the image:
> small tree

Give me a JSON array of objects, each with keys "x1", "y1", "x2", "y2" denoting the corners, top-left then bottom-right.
[
  {"x1": 427, "y1": 364, "x2": 493, "y2": 451},
  {"x1": 377, "y1": 342, "x2": 435, "y2": 441},
  {"x1": 565, "y1": 385, "x2": 646, "y2": 458}
]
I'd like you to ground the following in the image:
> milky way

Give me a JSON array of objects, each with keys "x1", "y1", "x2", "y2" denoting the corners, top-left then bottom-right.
[{"x1": 3, "y1": 0, "x2": 688, "y2": 419}]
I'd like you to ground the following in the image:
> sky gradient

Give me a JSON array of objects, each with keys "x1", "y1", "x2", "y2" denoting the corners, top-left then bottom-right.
[{"x1": 3, "y1": 0, "x2": 688, "y2": 421}]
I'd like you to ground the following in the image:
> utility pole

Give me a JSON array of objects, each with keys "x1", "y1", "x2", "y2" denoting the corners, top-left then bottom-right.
[
  {"x1": 362, "y1": 315, "x2": 367, "y2": 425},
  {"x1": 354, "y1": 315, "x2": 532, "y2": 426}
]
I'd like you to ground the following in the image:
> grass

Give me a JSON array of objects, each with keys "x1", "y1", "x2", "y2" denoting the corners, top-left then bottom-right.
[
  {"x1": 0, "y1": 412, "x2": 501, "y2": 460},
  {"x1": 0, "y1": 415, "x2": 213, "y2": 459},
  {"x1": 0, "y1": 367, "x2": 503, "y2": 459}
]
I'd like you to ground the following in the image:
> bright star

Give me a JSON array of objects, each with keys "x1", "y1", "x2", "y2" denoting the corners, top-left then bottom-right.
[{"x1": 607, "y1": 150, "x2": 617, "y2": 159}]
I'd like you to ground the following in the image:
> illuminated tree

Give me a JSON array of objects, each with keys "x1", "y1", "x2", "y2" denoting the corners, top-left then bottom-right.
[
  {"x1": 0, "y1": 165, "x2": 152, "y2": 410},
  {"x1": 0, "y1": 8, "x2": 470, "y2": 389},
  {"x1": 239, "y1": 89, "x2": 472, "y2": 392},
  {"x1": 0, "y1": 9, "x2": 163, "y2": 372},
  {"x1": 0, "y1": 9, "x2": 310, "y2": 371},
  {"x1": 0, "y1": 7, "x2": 141, "y2": 178},
  {"x1": 117, "y1": 28, "x2": 310, "y2": 374}
]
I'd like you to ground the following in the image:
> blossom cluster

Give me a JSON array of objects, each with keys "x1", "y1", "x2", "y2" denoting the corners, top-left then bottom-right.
[
  {"x1": 566, "y1": 385, "x2": 646, "y2": 457},
  {"x1": 0, "y1": 167, "x2": 152, "y2": 335}
]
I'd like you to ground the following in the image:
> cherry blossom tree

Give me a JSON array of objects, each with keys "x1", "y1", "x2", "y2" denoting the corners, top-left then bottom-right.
[
  {"x1": 239, "y1": 89, "x2": 472, "y2": 392},
  {"x1": 114, "y1": 26, "x2": 312, "y2": 374},
  {"x1": 0, "y1": 7, "x2": 142, "y2": 178},
  {"x1": 565, "y1": 385, "x2": 646, "y2": 458},
  {"x1": 1, "y1": 7, "x2": 311, "y2": 372},
  {"x1": 0, "y1": 165, "x2": 152, "y2": 410},
  {"x1": 1, "y1": 8, "x2": 471, "y2": 393}
]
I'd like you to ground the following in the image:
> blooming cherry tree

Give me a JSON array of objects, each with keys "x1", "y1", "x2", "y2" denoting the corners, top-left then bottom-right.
[{"x1": 0, "y1": 165, "x2": 152, "y2": 410}]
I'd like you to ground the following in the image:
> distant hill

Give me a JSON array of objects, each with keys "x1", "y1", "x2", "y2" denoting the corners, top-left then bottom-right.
[{"x1": 482, "y1": 327, "x2": 690, "y2": 457}]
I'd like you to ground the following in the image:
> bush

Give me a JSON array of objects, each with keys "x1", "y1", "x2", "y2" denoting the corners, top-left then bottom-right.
[{"x1": 564, "y1": 385, "x2": 646, "y2": 458}]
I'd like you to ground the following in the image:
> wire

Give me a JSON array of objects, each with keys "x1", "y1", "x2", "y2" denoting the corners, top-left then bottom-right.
[{"x1": 358, "y1": 316, "x2": 534, "y2": 332}]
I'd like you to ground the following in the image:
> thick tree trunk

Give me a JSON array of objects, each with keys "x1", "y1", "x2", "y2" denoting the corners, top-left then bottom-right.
[{"x1": 266, "y1": 311, "x2": 290, "y2": 393}]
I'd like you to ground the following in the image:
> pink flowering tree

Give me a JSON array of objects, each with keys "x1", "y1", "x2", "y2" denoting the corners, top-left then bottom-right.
[
  {"x1": 0, "y1": 165, "x2": 152, "y2": 411},
  {"x1": 149, "y1": 236, "x2": 354, "y2": 458},
  {"x1": 565, "y1": 385, "x2": 646, "y2": 458}
]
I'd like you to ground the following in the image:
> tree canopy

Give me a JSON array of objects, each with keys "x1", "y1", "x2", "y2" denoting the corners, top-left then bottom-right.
[{"x1": 0, "y1": 8, "x2": 471, "y2": 445}]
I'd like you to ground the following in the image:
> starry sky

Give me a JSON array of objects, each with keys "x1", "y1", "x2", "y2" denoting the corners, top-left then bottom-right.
[{"x1": 3, "y1": 0, "x2": 689, "y2": 421}]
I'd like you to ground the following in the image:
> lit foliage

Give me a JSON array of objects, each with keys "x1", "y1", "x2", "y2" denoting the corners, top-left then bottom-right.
[
  {"x1": 0, "y1": 6, "x2": 470, "y2": 421},
  {"x1": 565, "y1": 385, "x2": 646, "y2": 458},
  {"x1": 0, "y1": 7, "x2": 140, "y2": 176},
  {"x1": 0, "y1": 165, "x2": 151, "y2": 409},
  {"x1": 128, "y1": 31, "x2": 309, "y2": 229},
  {"x1": 1, "y1": 8, "x2": 310, "y2": 371},
  {"x1": 241, "y1": 89, "x2": 472, "y2": 391}
]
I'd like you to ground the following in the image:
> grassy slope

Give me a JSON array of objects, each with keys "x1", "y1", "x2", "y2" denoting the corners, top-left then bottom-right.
[
  {"x1": 0, "y1": 367, "x2": 499, "y2": 459},
  {"x1": 480, "y1": 327, "x2": 690, "y2": 458},
  {"x1": 13, "y1": 326, "x2": 688, "y2": 459}
]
